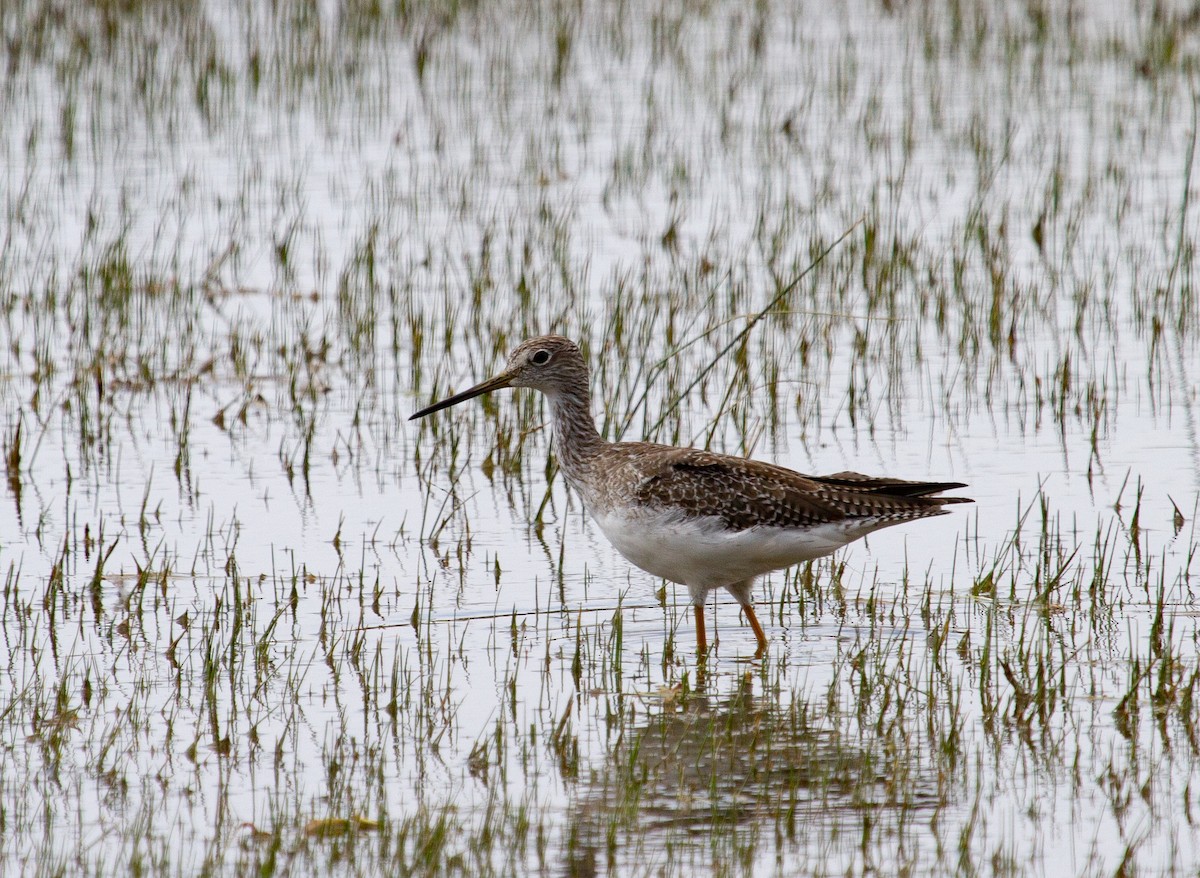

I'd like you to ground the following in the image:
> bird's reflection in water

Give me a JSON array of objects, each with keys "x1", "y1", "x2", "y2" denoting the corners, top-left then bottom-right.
[{"x1": 562, "y1": 673, "x2": 940, "y2": 876}]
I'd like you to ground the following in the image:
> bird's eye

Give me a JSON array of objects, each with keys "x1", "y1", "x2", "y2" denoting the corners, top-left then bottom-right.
[{"x1": 531, "y1": 349, "x2": 551, "y2": 365}]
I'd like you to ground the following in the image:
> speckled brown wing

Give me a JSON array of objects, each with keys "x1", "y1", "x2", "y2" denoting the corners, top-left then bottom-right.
[
  {"x1": 812, "y1": 470, "x2": 970, "y2": 498},
  {"x1": 630, "y1": 448, "x2": 971, "y2": 532}
]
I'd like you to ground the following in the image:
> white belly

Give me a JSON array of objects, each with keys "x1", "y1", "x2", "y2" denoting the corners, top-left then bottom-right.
[{"x1": 588, "y1": 506, "x2": 860, "y2": 593}]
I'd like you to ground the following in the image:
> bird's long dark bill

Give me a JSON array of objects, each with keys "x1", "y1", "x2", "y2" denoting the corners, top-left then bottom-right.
[{"x1": 409, "y1": 373, "x2": 513, "y2": 420}]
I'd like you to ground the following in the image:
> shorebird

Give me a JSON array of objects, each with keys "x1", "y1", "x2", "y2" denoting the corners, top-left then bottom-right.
[{"x1": 410, "y1": 335, "x2": 970, "y2": 658}]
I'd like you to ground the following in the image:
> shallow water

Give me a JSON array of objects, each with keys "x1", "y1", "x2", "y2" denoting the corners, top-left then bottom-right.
[{"x1": 1, "y1": 0, "x2": 1199, "y2": 875}]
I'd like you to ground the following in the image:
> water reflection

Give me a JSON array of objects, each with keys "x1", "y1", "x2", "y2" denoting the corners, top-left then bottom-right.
[{"x1": 562, "y1": 675, "x2": 939, "y2": 875}]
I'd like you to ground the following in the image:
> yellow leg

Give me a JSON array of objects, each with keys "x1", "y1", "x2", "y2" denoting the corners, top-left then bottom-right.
[
  {"x1": 694, "y1": 604, "x2": 708, "y2": 656},
  {"x1": 742, "y1": 605, "x2": 768, "y2": 657}
]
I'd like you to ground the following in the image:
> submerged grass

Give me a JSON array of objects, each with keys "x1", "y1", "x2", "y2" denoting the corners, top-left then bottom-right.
[{"x1": 0, "y1": 0, "x2": 1198, "y2": 875}]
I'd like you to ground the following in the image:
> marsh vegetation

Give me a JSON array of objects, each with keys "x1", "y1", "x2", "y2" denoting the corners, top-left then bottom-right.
[{"x1": 1, "y1": 0, "x2": 1198, "y2": 874}]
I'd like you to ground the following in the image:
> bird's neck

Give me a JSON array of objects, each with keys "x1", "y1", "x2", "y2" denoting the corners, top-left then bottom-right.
[{"x1": 544, "y1": 386, "x2": 605, "y2": 478}]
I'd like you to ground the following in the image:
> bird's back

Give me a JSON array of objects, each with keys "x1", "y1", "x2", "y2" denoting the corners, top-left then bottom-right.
[{"x1": 568, "y1": 441, "x2": 969, "y2": 532}]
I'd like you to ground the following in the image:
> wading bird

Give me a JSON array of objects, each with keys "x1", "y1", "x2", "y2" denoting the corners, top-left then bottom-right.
[{"x1": 411, "y1": 336, "x2": 971, "y2": 657}]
